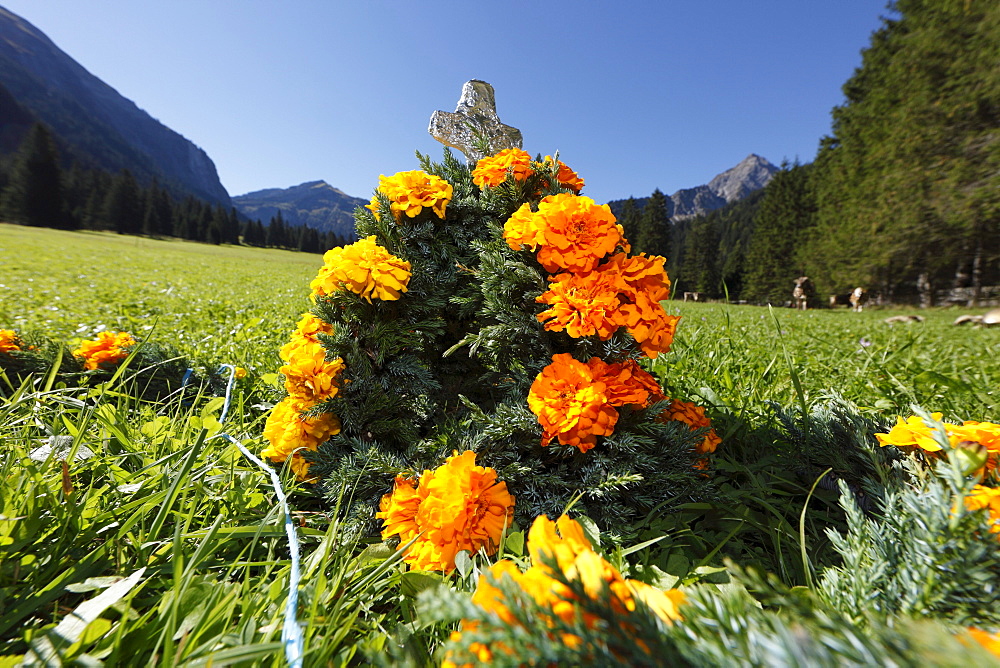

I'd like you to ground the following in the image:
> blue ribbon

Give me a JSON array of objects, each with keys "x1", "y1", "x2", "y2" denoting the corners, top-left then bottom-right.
[{"x1": 205, "y1": 364, "x2": 305, "y2": 668}]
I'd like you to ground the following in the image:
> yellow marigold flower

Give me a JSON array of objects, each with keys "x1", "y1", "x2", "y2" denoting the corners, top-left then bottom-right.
[
  {"x1": 278, "y1": 337, "x2": 345, "y2": 404},
  {"x1": 449, "y1": 514, "x2": 685, "y2": 664},
  {"x1": 372, "y1": 170, "x2": 453, "y2": 220},
  {"x1": 542, "y1": 155, "x2": 585, "y2": 193},
  {"x1": 290, "y1": 312, "x2": 334, "y2": 344},
  {"x1": 527, "y1": 354, "x2": 619, "y2": 452},
  {"x1": 661, "y1": 399, "x2": 721, "y2": 454},
  {"x1": 365, "y1": 195, "x2": 382, "y2": 220},
  {"x1": 965, "y1": 485, "x2": 1000, "y2": 534},
  {"x1": 261, "y1": 396, "x2": 341, "y2": 480},
  {"x1": 536, "y1": 269, "x2": 626, "y2": 340},
  {"x1": 472, "y1": 148, "x2": 534, "y2": 188},
  {"x1": 627, "y1": 579, "x2": 686, "y2": 624},
  {"x1": 377, "y1": 451, "x2": 515, "y2": 573},
  {"x1": 502, "y1": 202, "x2": 546, "y2": 251},
  {"x1": 310, "y1": 235, "x2": 411, "y2": 302},
  {"x1": 0, "y1": 329, "x2": 22, "y2": 353},
  {"x1": 966, "y1": 627, "x2": 1000, "y2": 657},
  {"x1": 73, "y1": 331, "x2": 136, "y2": 370},
  {"x1": 875, "y1": 413, "x2": 948, "y2": 452}
]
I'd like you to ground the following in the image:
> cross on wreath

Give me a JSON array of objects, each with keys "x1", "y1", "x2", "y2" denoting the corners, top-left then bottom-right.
[{"x1": 428, "y1": 80, "x2": 523, "y2": 163}]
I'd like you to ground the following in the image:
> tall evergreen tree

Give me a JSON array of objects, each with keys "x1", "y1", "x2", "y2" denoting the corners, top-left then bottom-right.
[
  {"x1": 635, "y1": 189, "x2": 671, "y2": 258},
  {"x1": 805, "y1": 0, "x2": 1000, "y2": 303},
  {"x1": 742, "y1": 163, "x2": 815, "y2": 304},
  {"x1": 103, "y1": 169, "x2": 142, "y2": 234},
  {"x1": 682, "y1": 216, "x2": 721, "y2": 296},
  {"x1": 619, "y1": 197, "x2": 640, "y2": 246},
  {"x1": 0, "y1": 122, "x2": 68, "y2": 229}
]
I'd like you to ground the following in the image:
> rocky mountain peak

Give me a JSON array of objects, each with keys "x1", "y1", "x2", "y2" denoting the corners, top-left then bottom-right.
[{"x1": 707, "y1": 154, "x2": 778, "y2": 203}]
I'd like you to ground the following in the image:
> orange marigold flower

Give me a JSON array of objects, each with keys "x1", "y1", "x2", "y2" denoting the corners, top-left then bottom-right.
[
  {"x1": 588, "y1": 357, "x2": 662, "y2": 408},
  {"x1": 616, "y1": 253, "x2": 671, "y2": 302},
  {"x1": 527, "y1": 354, "x2": 619, "y2": 452},
  {"x1": 950, "y1": 421, "x2": 1000, "y2": 451},
  {"x1": 261, "y1": 396, "x2": 341, "y2": 480},
  {"x1": 965, "y1": 485, "x2": 1000, "y2": 534},
  {"x1": 73, "y1": 331, "x2": 136, "y2": 370},
  {"x1": 377, "y1": 451, "x2": 515, "y2": 573},
  {"x1": 542, "y1": 155, "x2": 585, "y2": 193},
  {"x1": 620, "y1": 300, "x2": 681, "y2": 359},
  {"x1": 967, "y1": 627, "x2": 1000, "y2": 657},
  {"x1": 376, "y1": 474, "x2": 426, "y2": 544},
  {"x1": 310, "y1": 235, "x2": 411, "y2": 302},
  {"x1": 0, "y1": 329, "x2": 21, "y2": 353},
  {"x1": 503, "y1": 194, "x2": 623, "y2": 274},
  {"x1": 536, "y1": 269, "x2": 626, "y2": 340},
  {"x1": 534, "y1": 194, "x2": 623, "y2": 274},
  {"x1": 368, "y1": 170, "x2": 453, "y2": 220},
  {"x1": 472, "y1": 148, "x2": 534, "y2": 188},
  {"x1": 662, "y1": 399, "x2": 721, "y2": 454}
]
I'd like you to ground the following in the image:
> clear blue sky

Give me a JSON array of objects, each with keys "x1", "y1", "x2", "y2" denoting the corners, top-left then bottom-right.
[{"x1": 2, "y1": 1, "x2": 889, "y2": 204}]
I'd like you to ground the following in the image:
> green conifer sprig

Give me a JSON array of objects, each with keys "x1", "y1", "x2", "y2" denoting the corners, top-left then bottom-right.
[{"x1": 820, "y1": 458, "x2": 1000, "y2": 628}]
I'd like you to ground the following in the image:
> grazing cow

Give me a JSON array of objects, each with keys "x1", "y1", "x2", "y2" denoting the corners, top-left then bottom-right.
[
  {"x1": 849, "y1": 287, "x2": 868, "y2": 312},
  {"x1": 829, "y1": 293, "x2": 852, "y2": 308},
  {"x1": 792, "y1": 276, "x2": 813, "y2": 310},
  {"x1": 683, "y1": 292, "x2": 702, "y2": 302}
]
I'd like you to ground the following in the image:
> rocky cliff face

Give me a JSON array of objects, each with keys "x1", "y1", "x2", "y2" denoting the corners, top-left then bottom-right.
[
  {"x1": 608, "y1": 154, "x2": 779, "y2": 220},
  {"x1": 706, "y1": 154, "x2": 778, "y2": 204},
  {"x1": 0, "y1": 7, "x2": 230, "y2": 205},
  {"x1": 233, "y1": 181, "x2": 364, "y2": 240}
]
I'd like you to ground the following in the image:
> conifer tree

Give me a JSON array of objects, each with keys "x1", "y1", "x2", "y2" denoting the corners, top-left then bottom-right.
[
  {"x1": 682, "y1": 216, "x2": 721, "y2": 296},
  {"x1": 619, "y1": 197, "x2": 640, "y2": 245},
  {"x1": 805, "y1": 0, "x2": 1000, "y2": 301},
  {"x1": 0, "y1": 122, "x2": 68, "y2": 229},
  {"x1": 103, "y1": 169, "x2": 142, "y2": 235},
  {"x1": 635, "y1": 188, "x2": 671, "y2": 257},
  {"x1": 742, "y1": 162, "x2": 815, "y2": 304}
]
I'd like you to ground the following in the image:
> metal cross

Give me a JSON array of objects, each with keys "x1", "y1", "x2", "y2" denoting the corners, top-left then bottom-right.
[{"x1": 428, "y1": 80, "x2": 523, "y2": 163}]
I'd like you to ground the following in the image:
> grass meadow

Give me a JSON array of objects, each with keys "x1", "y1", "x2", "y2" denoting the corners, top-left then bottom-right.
[{"x1": 2, "y1": 223, "x2": 1000, "y2": 665}]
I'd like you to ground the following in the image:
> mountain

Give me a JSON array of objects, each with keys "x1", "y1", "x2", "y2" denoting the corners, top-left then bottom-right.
[
  {"x1": 233, "y1": 181, "x2": 365, "y2": 239},
  {"x1": 608, "y1": 154, "x2": 778, "y2": 219},
  {"x1": 0, "y1": 7, "x2": 230, "y2": 205}
]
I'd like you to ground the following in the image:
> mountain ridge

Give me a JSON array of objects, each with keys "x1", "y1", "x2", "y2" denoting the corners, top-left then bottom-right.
[
  {"x1": 607, "y1": 154, "x2": 778, "y2": 219},
  {"x1": 0, "y1": 6, "x2": 230, "y2": 205},
  {"x1": 233, "y1": 180, "x2": 364, "y2": 240}
]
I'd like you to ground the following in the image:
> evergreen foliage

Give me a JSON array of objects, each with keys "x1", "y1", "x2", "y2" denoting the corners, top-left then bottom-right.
[
  {"x1": 304, "y1": 150, "x2": 708, "y2": 533},
  {"x1": 0, "y1": 121, "x2": 343, "y2": 254},
  {"x1": 0, "y1": 122, "x2": 68, "y2": 229},
  {"x1": 805, "y1": 0, "x2": 1000, "y2": 303},
  {"x1": 741, "y1": 162, "x2": 816, "y2": 304},
  {"x1": 635, "y1": 188, "x2": 671, "y2": 258},
  {"x1": 681, "y1": 216, "x2": 721, "y2": 296}
]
